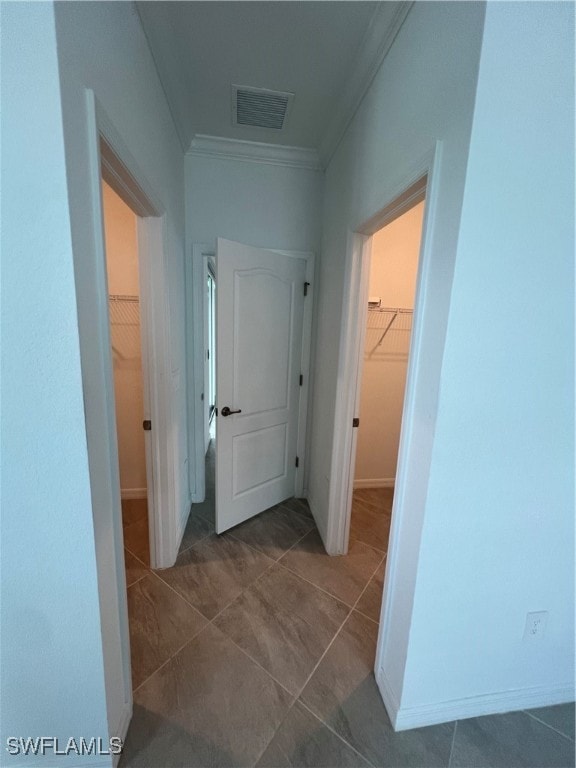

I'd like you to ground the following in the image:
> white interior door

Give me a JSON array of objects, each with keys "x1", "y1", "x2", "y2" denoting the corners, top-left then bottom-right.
[{"x1": 216, "y1": 238, "x2": 307, "y2": 533}]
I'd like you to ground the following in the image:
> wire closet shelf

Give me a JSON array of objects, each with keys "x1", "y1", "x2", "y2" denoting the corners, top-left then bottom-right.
[
  {"x1": 108, "y1": 294, "x2": 141, "y2": 364},
  {"x1": 365, "y1": 305, "x2": 413, "y2": 358}
]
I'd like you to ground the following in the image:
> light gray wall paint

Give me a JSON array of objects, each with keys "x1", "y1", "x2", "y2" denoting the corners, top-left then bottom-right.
[
  {"x1": 0, "y1": 3, "x2": 109, "y2": 763},
  {"x1": 53, "y1": 0, "x2": 187, "y2": 743},
  {"x1": 312, "y1": 0, "x2": 574, "y2": 723},
  {"x1": 309, "y1": 0, "x2": 486, "y2": 704},
  {"x1": 186, "y1": 154, "x2": 323, "y2": 253},
  {"x1": 401, "y1": 0, "x2": 575, "y2": 712}
]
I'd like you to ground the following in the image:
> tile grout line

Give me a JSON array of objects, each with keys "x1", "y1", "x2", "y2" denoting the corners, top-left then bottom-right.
[
  {"x1": 148, "y1": 505, "x2": 325, "y2": 647},
  {"x1": 176, "y1": 524, "x2": 214, "y2": 557},
  {"x1": 130, "y1": 501, "x2": 384, "y2": 665},
  {"x1": 206, "y1": 558, "x2": 278, "y2": 626},
  {"x1": 245, "y1": 564, "x2": 376, "y2": 768},
  {"x1": 127, "y1": 494, "x2": 392, "y2": 765},
  {"x1": 353, "y1": 606, "x2": 381, "y2": 626},
  {"x1": 522, "y1": 710, "x2": 576, "y2": 743},
  {"x1": 197, "y1": 504, "x2": 385, "y2": 763},
  {"x1": 327, "y1": 549, "x2": 387, "y2": 626},
  {"x1": 273, "y1": 526, "x2": 386, "y2": 608},
  {"x1": 129, "y1": 499, "x2": 381, "y2": 674},
  {"x1": 131, "y1": 621, "x2": 213, "y2": 697},
  {"x1": 177, "y1": 487, "x2": 215, "y2": 549},
  {"x1": 447, "y1": 718, "x2": 458, "y2": 767},
  {"x1": 297, "y1": 699, "x2": 378, "y2": 768},
  {"x1": 225, "y1": 510, "x2": 316, "y2": 562},
  {"x1": 152, "y1": 545, "x2": 276, "y2": 624},
  {"x1": 293, "y1": 589, "x2": 357, "y2": 702},
  {"x1": 249, "y1": 696, "x2": 301, "y2": 768},
  {"x1": 288, "y1": 550, "x2": 388, "y2": 759},
  {"x1": 130, "y1": 561, "x2": 301, "y2": 764},
  {"x1": 123, "y1": 544, "x2": 150, "y2": 568},
  {"x1": 146, "y1": 567, "x2": 215, "y2": 620},
  {"x1": 212, "y1": 498, "x2": 380, "y2": 615},
  {"x1": 274, "y1": 559, "x2": 357, "y2": 607},
  {"x1": 131, "y1": 559, "x2": 279, "y2": 698},
  {"x1": 353, "y1": 552, "x2": 387, "y2": 602},
  {"x1": 219, "y1": 631, "x2": 296, "y2": 701},
  {"x1": 125, "y1": 574, "x2": 148, "y2": 590},
  {"x1": 209, "y1": 539, "x2": 377, "y2": 698},
  {"x1": 350, "y1": 536, "x2": 387, "y2": 555}
]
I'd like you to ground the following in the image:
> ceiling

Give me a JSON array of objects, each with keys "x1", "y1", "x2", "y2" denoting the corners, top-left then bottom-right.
[{"x1": 136, "y1": 2, "x2": 411, "y2": 163}]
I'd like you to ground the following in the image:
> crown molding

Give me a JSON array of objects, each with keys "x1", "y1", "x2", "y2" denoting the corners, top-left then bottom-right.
[
  {"x1": 187, "y1": 135, "x2": 322, "y2": 171},
  {"x1": 319, "y1": 1, "x2": 414, "y2": 167}
]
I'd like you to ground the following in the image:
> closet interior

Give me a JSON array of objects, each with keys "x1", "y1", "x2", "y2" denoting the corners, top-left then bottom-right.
[
  {"x1": 102, "y1": 180, "x2": 150, "y2": 567},
  {"x1": 350, "y1": 200, "x2": 425, "y2": 558}
]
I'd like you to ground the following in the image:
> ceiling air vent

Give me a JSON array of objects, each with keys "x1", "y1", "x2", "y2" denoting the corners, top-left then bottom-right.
[{"x1": 232, "y1": 85, "x2": 294, "y2": 130}]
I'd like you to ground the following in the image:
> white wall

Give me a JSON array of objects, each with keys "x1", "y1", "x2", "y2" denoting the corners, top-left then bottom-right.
[
  {"x1": 103, "y1": 182, "x2": 140, "y2": 295},
  {"x1": 311, "y1": 0, "x2": 574, "y2": 728},
  {"x1": 310, "y1": 0, "x2": 485, "y2": 546},
  {"x1": 102, "y1": 182, "x2": 147, "y2": 499},
  {"x1": 355, "y1": 202, "x2": 424, "y2": 485},
  {"x1": 186, "y1": 154, "x2": 323, "y2": 252},
  {"x1": 0, "y1": 3, "x2": 109, "y2": 764},
  {"x1": 185, "y1": 151, "x2": 323, "y2": 496},
  {"x1": 307, "y1": 0, "x2": 486, "y2": 719},
  {"x1": 52, "y1": 0, "x2": 186, "y2": 747},
  {"x1": 399, "y1": 0, "x2": 575, "y2": 722}
]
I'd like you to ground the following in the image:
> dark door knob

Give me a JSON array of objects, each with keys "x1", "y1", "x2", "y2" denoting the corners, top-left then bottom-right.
[{"x1": 221, "y1": 406, "x2": 242, "y2": 417}]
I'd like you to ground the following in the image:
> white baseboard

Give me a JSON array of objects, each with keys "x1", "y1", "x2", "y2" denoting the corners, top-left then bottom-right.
[
  {"x1": 353, "y1": 478, "x2": 395, "y2": 489},
  {"x1": 377, "y1": 667, "x2": 575, "y2": 731},
  {"x1": 375, "y1": 666, "x2": 402, "y2": 727},
  {"x1": 112, "y1": 700, "x2": 133, "y2": 766},
  {"x1": 120, "y1": 488, "x2": 147, "y2": 500}
]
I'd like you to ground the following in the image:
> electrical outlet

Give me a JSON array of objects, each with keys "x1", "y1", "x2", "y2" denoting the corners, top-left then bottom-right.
[{"x1": 523, "y1": 611, "x2": 548, "y2": 641}]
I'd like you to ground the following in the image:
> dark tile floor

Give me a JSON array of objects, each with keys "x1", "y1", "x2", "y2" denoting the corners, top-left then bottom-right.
[{"x1": 120, "y1": 473, "x2": 575, "y2": 767}]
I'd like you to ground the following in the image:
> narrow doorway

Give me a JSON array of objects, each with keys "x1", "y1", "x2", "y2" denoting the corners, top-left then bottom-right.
[
  {"x1": 101, "y1": 182, "x2": 151, "y2": 579},
  {"x1": 348, "y1": 200, "x2": 426, "y2": 597},
  {"x1": 202, "y1": 260, "x2": 216, "y2": 525},
  {"x1": 206, "y1": 264, "x2": 216, "y2": 443}
]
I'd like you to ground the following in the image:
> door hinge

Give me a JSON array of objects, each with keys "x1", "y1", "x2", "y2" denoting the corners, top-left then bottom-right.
[
  {"x1": 143, "y1": 420, "x2": 152, "y2": 431},
  {"x1": 299, "y1": 374, "x2": 303, "y2": 386},
  {"x1": 304, "y1": 281, "x2": 310, "y2": 297},
  {"x1": 352, "y1": 417, "x2": 360, "y2": 428},
  {"x1": 295, "y1": 456, "x2": 299, "y2": 468}
]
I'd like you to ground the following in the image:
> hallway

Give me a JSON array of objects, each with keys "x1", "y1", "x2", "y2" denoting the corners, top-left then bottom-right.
[{"x1": 119, "y1": 454, "x2": 574, "y2": 767}]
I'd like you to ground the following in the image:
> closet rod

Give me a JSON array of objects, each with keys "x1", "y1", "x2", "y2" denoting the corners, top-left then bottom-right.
[
  {"x1": 368, "y1": 306, "x2": 412, "y2": 313},
  {"x1": 108, "y1": 294, "x2": 139, "y2": 303}
]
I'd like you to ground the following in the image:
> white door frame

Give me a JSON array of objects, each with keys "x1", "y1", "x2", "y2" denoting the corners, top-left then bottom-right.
[
  {"x1": 187, "y1": 242, "x2": 213, "y2": 503},
  {"x1": 188, "y1": 242, "x2": 314, "y2": 506},
  {"x1": 325, "y1": 145, "x2": 441, "y2": 558},
  {"x1": 203, "y1": 256, "x2": 216, "y2": 453},
  {"x1": 90, "y1": 93, "x2": 176, "y2": 570},
  {"x1": 325, "y1": 143, "x2": 443, "y2": 727},
  {"x1": 272, "y1": 249, "x2": 315, "y2": 498},
  {"x1": 82, "y1": 89, "x2": 178, "y2": 748}
]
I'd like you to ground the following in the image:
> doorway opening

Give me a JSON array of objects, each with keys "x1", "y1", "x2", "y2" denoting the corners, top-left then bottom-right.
[
  {"x1": 189, "y1": 240, "x2": 314, "y2": 533},
  {"x1": 348, "y1": 199, "x2": 426, "y2": 562},
  {"x1": 206, "y1": 263, "x2": 216, "y2": 443},
  {"x1": 101, "y1": 180, "x2": 151, "y2": 569}
]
